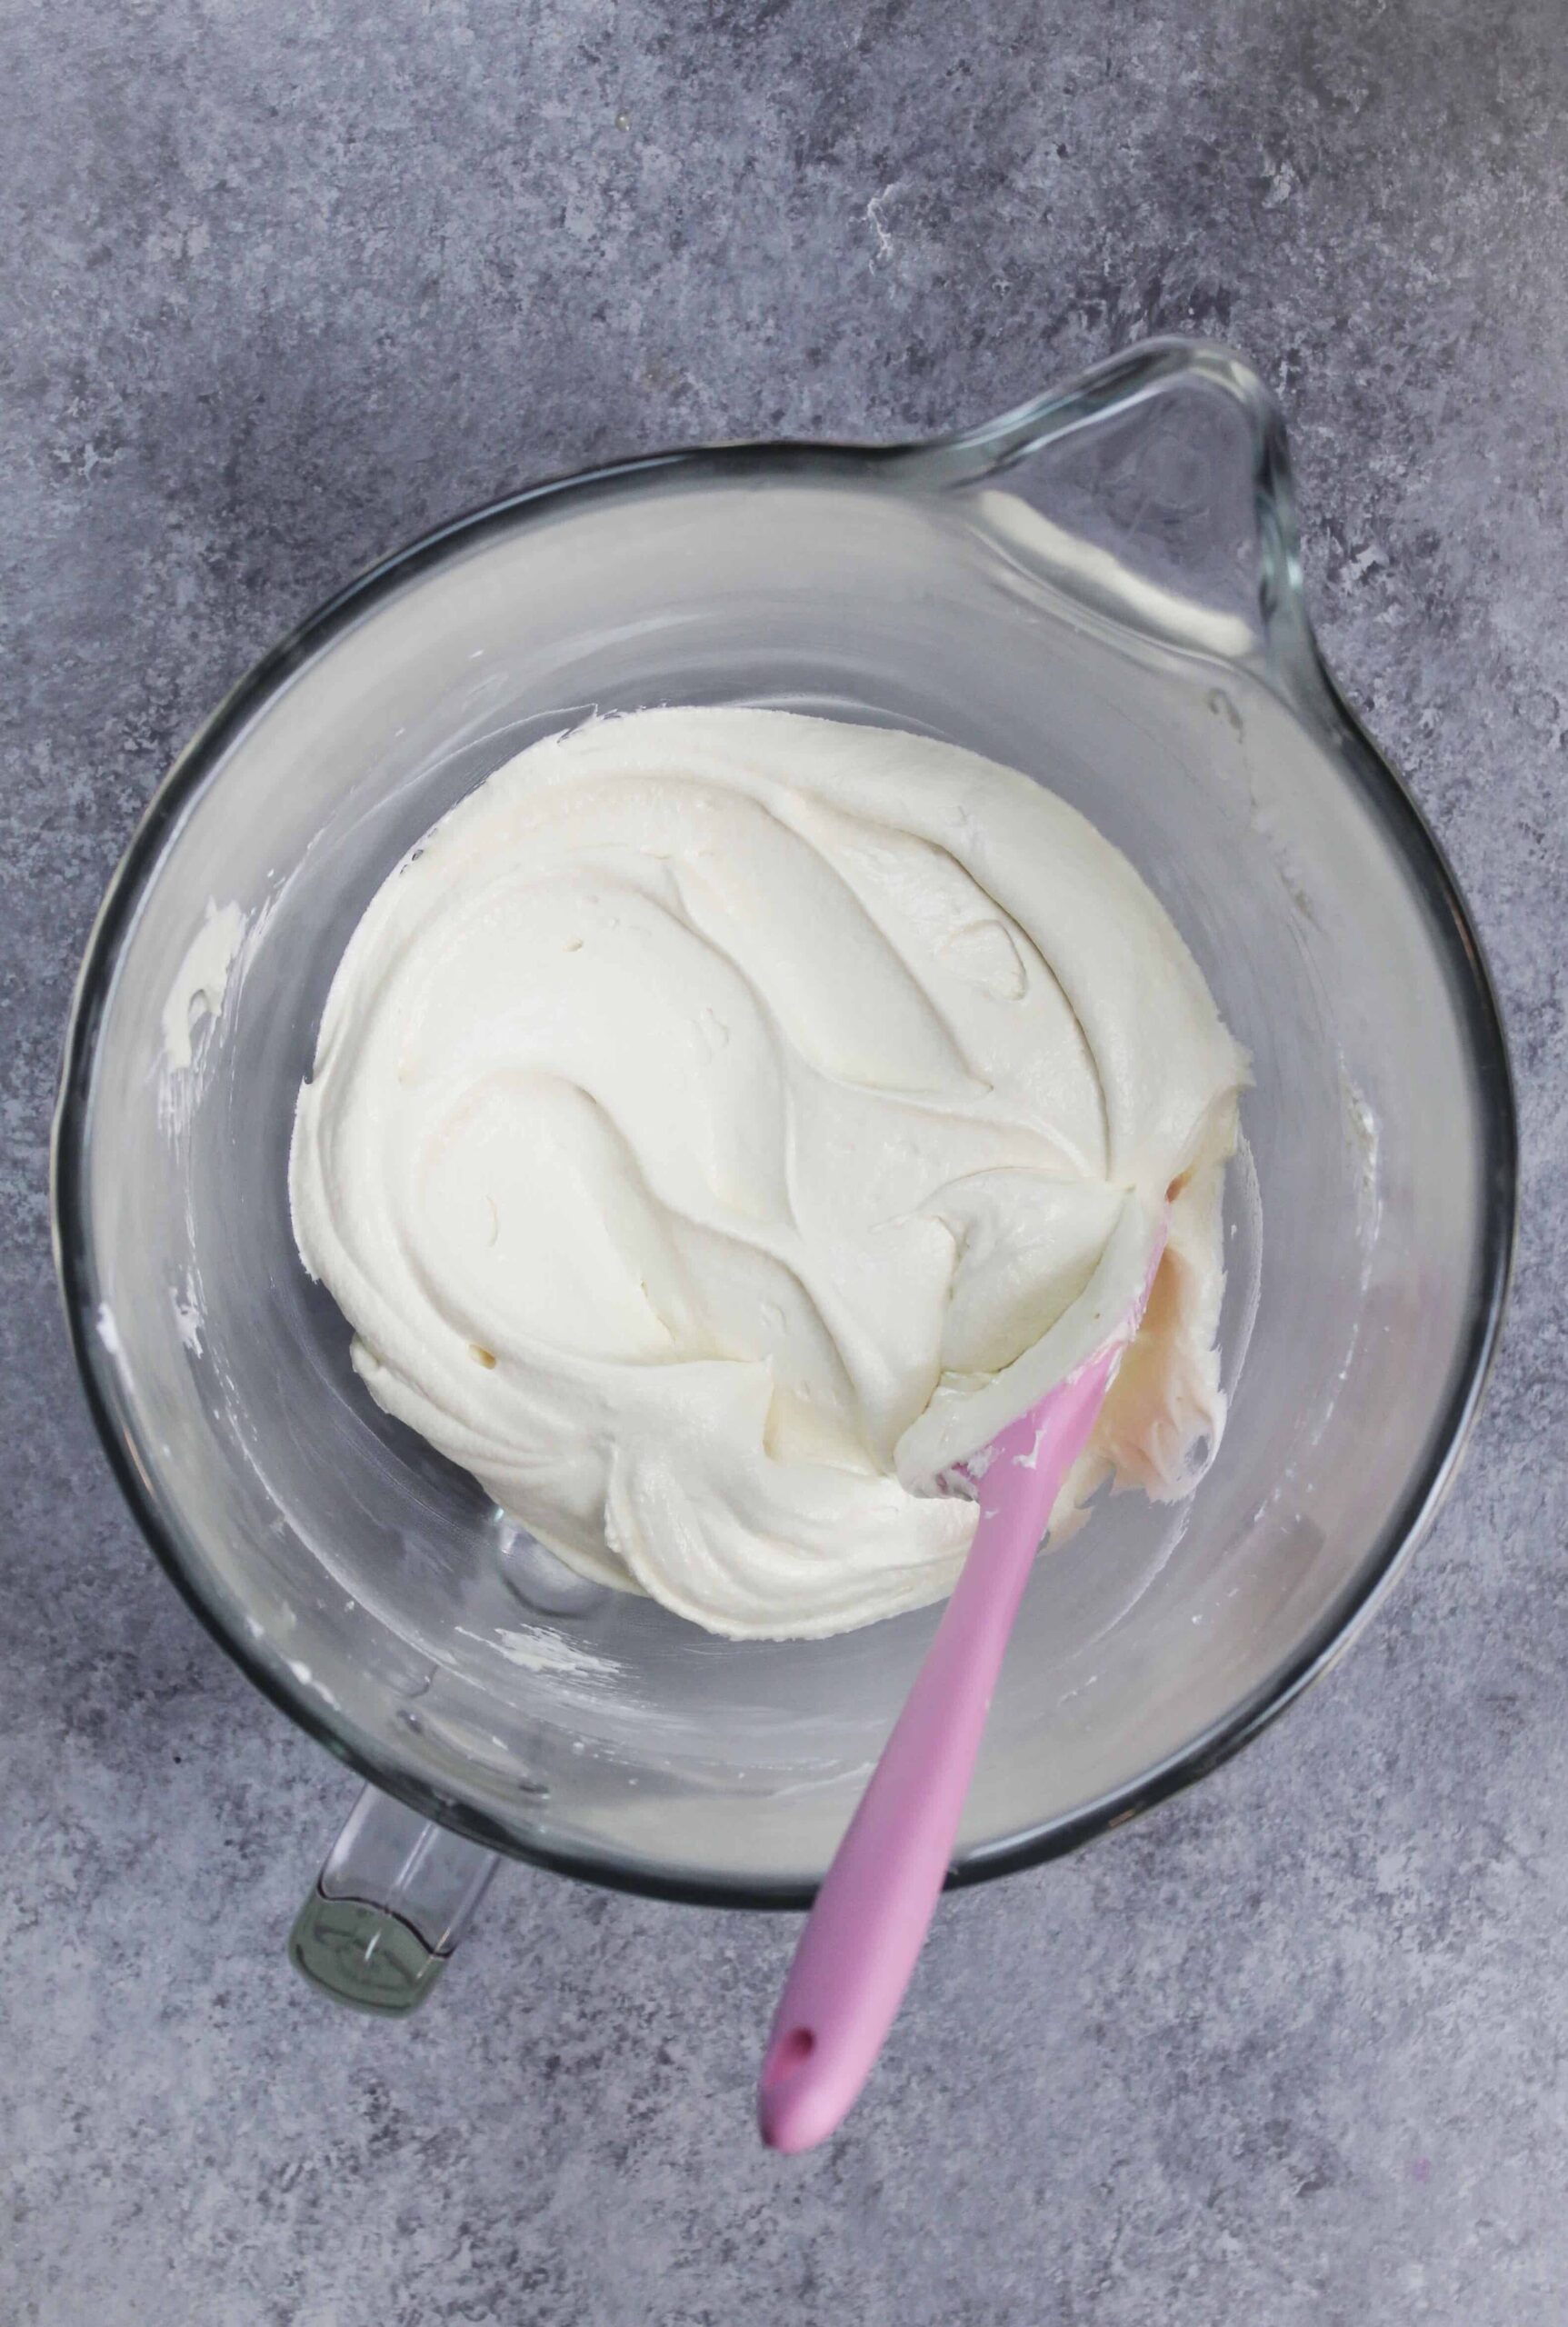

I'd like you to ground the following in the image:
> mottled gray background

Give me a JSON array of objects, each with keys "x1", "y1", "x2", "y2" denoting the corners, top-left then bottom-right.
[{"x1": 3, "y1": 0, "x2": 1564, "y2": 2320}]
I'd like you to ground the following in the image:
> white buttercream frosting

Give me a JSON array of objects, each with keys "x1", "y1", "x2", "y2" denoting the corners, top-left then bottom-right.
[{"x1": 291, "y1": 709, "x2": 1246, "y2": 1639}]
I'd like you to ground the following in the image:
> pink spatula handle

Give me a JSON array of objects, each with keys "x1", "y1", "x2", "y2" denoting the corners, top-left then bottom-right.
[{"x1": 757, "y1": 1349, "x2": 1120, "y2": 2153}]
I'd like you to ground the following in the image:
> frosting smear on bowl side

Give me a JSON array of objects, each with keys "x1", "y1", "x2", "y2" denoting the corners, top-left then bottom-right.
[{"x1": 290, "y1": 709, "x2": 1247, "y2": 1640}]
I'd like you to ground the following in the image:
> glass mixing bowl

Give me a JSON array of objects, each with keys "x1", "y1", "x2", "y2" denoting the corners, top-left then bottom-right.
[{"x1": 53, "y1": 339, "x2": 1514, "y2": 2012}]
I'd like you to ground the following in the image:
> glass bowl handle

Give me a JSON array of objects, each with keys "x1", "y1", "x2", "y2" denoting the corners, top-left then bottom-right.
[{"x1": 288, "y1": 1783, "x2": 499, "y2": 2014}]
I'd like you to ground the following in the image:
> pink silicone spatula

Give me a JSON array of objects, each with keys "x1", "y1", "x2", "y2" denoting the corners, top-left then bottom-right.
[{"x1": 756, "y1": 1237, "x2": 1164, "y2": 2154}]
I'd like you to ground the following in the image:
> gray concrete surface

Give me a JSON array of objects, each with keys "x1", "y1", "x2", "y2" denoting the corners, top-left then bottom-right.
[{"x1": 3, "y1": 1, "x2": 1565, "y2": 2320}]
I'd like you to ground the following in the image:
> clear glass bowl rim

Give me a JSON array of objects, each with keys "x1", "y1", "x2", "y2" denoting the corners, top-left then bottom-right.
[{"x1": 50, "y1": 336, "x2": 1518, "y2": 1909}]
